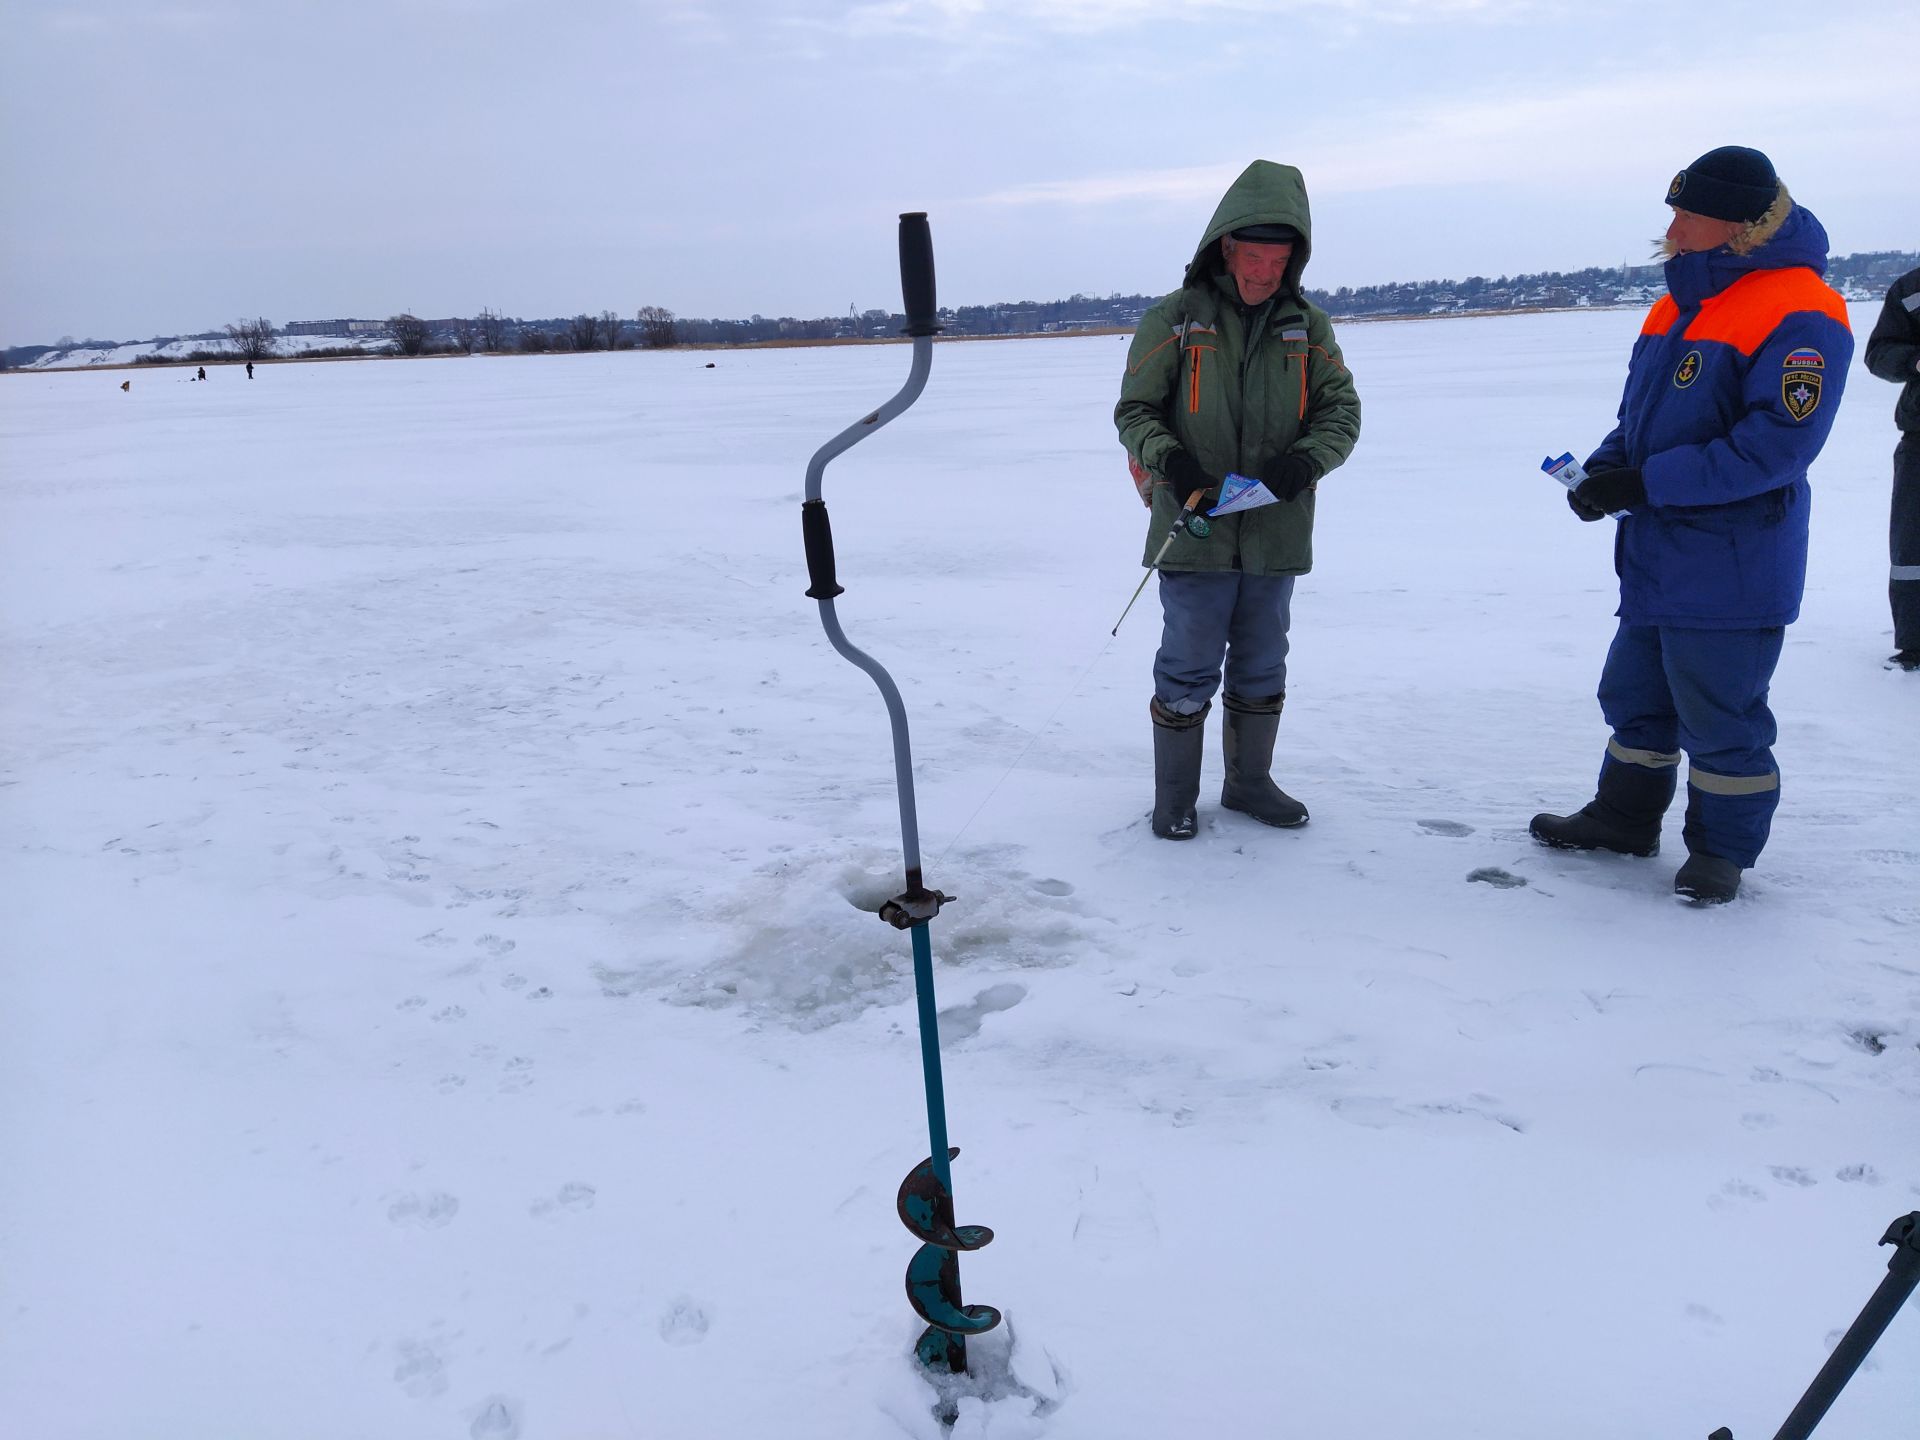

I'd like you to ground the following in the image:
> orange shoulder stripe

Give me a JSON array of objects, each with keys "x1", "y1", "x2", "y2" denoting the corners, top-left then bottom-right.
[
  {"x1": 1126, "y1": 332, "x2": 1180, "y2": 376},
  {"x1": 1681, "y1": 268, "x2": 1851, "y2": 355},
  {"x1": 1641, "y1": 296, "x2": 1680, "y2": 337}
]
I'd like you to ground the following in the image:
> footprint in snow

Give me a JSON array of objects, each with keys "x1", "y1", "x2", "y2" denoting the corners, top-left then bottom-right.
[
  {"x1": 392, "y1": 1339, "x2": 448, "y2": 1397},
  {"x1": 387, "y1": 1191, "x2": 461, "y2": 1228},
  {"x1": 1417, "y1": 819, "x2": 1476, "y2": 837},
  {"x1": 1708, "y1": 1179, "x2": 1767, "y2": 1211},
  {"x1": 529, "y1": 1181, "x2": 596, "y2": 1219},
  {"x1": 469, "y1": 1397, "x2": 522, "y2": 1440},
  {"x1": 938, "y1": 982, "x2": 1028, "y2": 1042},
  {"x1": 1030, "y1": 877, "x2": 1074, "y2": 897},
  {"x1": 659, "y1": 1296, "x2": 710, "y2": 1346},
  {"x1": 1467, "y1": 866, "x2": 1527, "y2": 889},
  {"x1": 1836, "y1": 1163, "x2": 1883, "y2": 1185}
]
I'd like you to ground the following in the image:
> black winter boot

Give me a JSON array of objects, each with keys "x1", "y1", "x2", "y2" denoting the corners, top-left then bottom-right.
[
  {"x1": 1150, "y1": 697, "x2": 1207, "y2": 840},
  {"x1": 1530, "y1": 746, "x2": 1673, "y2": 857},
  {"x1": 1219, "y1": 693, "x2": 1309, "y2": 829},
  {"x1": 1674, "y1": 852, "x2": 1743, "y2": 903},
  {"x1": 1529, "y1": 805, "x2": 1661, "y2": 857}
]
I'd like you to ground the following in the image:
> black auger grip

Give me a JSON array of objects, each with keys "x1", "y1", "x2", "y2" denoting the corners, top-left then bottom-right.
[
  {"x1": 802, "y1": 499, "x2": 844, "y2": 599},
  {"x1": 899, "y1": 213, "x2": 940, "y2": 337}
]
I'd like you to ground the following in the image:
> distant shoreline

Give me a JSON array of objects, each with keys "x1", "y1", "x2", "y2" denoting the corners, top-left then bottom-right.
[{"x1": 0, "y1": 302, "x2": 1666, "y2": 376}]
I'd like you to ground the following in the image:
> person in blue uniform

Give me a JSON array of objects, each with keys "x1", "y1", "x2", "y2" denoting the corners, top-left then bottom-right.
[
  {"x1": 1531, "y1": 146, "x2": 1853, "y2": 903},
  {"x1": 1864, "y1": 262, "x2": 1920, "y2": 670}
]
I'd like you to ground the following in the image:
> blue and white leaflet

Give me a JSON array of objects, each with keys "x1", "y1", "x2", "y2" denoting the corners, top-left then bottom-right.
[{"x1": 1207, "y1": 471, "x2": 1280, "y2": 516}]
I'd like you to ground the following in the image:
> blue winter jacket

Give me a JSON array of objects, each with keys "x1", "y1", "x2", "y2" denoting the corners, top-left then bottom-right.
[{"x1": 1586, "y1": 205, "x2": 1853, "y2": 628}]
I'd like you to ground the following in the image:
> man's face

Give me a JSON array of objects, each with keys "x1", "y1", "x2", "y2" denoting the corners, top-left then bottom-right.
[
  {"x1": 1666, "y1": 207, "x2": 1746, "y2": 256},
  {"x1": 1223, "y1": 237, "x2": 1294, "y2": 306}
]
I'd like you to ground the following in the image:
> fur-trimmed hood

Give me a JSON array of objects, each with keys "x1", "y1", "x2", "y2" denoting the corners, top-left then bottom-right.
[
  {"x1": 1662, "y1": 186, "x2": 1833, "y2": 309},
  {"x1": 1181, "y1": 159, "x2": 1314, "y2": 297}
]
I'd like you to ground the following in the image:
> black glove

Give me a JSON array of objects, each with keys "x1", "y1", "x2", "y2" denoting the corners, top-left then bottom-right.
[
  {"x1": 1571, "y1": 466, "x2": 1646, "y2": 518},
  {"x1": 1566, "y1": 487, "x2": 1607, "y2": 521},
  {"x1": 1261, "y1": 453, "x2": 1318, "y2": 503},
  {"x1": 1160, "y1": 448, "x2": 1213, "y2": 506}
]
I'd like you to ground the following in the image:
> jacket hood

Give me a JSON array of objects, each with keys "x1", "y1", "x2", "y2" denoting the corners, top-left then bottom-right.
[
  {"x1": 1183, "y1": 160, "x2": 1314, "y2": 295},
  {"x1": 1664, "y1": 193, "x2": 1831, "y2": 307}
]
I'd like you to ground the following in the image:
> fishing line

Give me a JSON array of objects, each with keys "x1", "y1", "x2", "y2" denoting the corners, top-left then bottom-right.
[{"x1": 934, "y1": 621, "x2": 1130, "y2": 864}]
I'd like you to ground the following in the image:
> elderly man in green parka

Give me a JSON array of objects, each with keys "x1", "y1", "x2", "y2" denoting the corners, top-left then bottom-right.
[{"x1": 1115, "y1": 159, "x2": 1362, "y2": 840}]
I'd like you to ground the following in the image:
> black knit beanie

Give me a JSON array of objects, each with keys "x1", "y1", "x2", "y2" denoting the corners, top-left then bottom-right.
[
  {"x1": 1664, "y1": 146, "x2": 1778, "y2": 223},
  {"x1": 1229, "y1": 223, "x2": 1301, "y2": 245}
]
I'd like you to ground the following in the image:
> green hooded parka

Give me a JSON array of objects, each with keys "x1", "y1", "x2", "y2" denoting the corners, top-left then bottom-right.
[{"x1": 1115, "y1": 160, "x2": 1362, "y2": 574}]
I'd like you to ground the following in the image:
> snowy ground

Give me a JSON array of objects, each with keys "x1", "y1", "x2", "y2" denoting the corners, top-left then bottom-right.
[{"x1": 2, "y1": 313, "x2": 1915, "y2": 1440}]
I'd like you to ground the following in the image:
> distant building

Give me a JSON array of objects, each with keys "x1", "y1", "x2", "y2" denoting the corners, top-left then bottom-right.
[{"x1": 281, "y1": 319, "x2": 391, "y2": 338}]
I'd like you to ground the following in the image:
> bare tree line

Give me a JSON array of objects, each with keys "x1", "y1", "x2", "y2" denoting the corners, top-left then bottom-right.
[
  {"x1": 130, "y1": 305, "x2": 684, "y2": 368},
  {"x1": 390, "y1": 305, "x2": 678, "y2": 355}
]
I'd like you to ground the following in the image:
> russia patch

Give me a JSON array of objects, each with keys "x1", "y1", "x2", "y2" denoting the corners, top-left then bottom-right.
[
  {"x1": 1783, "y1": 347, "x2": 1824, "y2": 370},
  {"x1": 1782, "y1": 369, "x2": 1822, "y2": 421}
]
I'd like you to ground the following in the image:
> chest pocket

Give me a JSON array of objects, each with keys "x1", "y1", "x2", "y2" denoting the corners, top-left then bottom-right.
[
  {"x1": 1281, "y1": 326, "x2": 1310, "y2": 419},
  {"x1": 1175, "y1": 319, "x2": 1220, "y2": 416}
]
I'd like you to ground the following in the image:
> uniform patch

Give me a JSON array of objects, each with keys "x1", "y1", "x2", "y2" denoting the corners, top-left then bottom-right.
[
  {"x1": 1783, "y1": 346, "x2": 1824, "y2": 369},
  {"x1": 1666, "y1": 172, "x2": 1686, "y2": 202},
  {"x1": 1782, "y1": 368, "x2": 1822, "y2": 421},
  {"x1": 1673, "y1": 350, "x2": 1703, "y2": 388}
]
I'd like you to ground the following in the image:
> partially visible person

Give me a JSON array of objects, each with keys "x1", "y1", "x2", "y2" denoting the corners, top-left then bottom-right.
[
  {"x1": 1864, "y1": 261, "x2": 1920, "y2": 670},
  {"x1": 1114, "y1": 160, "x2": 1361, "y2": 840},
  {"x1": 1531, "y1": 146, "x2": 1853, "y2": 903}
]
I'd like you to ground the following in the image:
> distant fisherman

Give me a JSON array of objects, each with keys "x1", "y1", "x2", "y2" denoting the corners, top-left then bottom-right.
[
  {"x1": 1864, "y1": 261, "x2": 1920, "y2": 671},
  {"x1": 1532, "y1": 147, "x2": 1854, "y2": 903},
  {"x1": 1115, "y1": 160, "x2": 1362, "y2": 840}
]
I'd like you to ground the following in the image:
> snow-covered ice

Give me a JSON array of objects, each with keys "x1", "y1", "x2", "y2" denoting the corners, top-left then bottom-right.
[{"x1": 2, "y1": 313, "x2": 1915, "y2": 1439}]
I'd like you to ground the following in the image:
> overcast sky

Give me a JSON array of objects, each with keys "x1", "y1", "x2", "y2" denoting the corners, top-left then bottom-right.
[{"x1": 3, "y1": 0, "x2": 1916, "y2": 343}]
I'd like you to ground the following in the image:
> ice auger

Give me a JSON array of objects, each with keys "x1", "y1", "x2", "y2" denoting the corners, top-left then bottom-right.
[
  {"x1": 1710, "y1": 1210, "x2": 1919, "y2": 1440},
  {"x1": 800, "y1": 213, "x2": 1001, "y2": 1375}
]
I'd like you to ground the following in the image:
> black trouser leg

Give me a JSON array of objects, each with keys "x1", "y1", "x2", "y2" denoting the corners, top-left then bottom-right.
[{"x1": 1891, "y1": 435, "x2": 1920, "y2": 653}]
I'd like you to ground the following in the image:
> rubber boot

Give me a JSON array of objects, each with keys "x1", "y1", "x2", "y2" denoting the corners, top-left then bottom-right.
[
  {"x1": 1219, "y1": 693, "x2": 1308, "y2": 829},
  {"x1": 1530, "y1": 751, "x2": 1672, "y2": 857},
  {"x1": 1529, "y1": 806, "x2": 1661, "y2": 856},
  {"x1": 1674, "y1": 852, "x2": 1742, "y2": 903},
  {"x1": 1150, "y1": 697, "x2": 1207, "y2": 840}
]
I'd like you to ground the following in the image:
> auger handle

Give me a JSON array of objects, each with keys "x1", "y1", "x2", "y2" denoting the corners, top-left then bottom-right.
[
  {"x1": 899, "y1": 212, "x2": 940, "y2": 337},
  {"x1": 802, "y1": 499, "x2": 843, "y2": 599}
]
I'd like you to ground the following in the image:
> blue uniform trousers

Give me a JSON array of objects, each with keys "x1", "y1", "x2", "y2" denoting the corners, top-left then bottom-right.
[
  {"x1": 1595, "y1": 622, "x2": 1784, "y2": 867},
  {"x1": 1154, "y1": 571, "x2": 1296, "y2": 713}
]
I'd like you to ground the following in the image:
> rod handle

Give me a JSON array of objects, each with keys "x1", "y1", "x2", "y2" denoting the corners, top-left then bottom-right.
[
  {"x1": 802, "y1": 499, "x2": 844, "y2": 599},
  {"x1": 899, "y1": 213, "x2": 940, "y2": 337}
]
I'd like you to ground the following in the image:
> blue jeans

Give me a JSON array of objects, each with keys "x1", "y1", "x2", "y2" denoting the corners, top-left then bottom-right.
[
  {"x1": 1154, "y1": 571, "x2": 1297, "y2": 713},
  {"x1": 1596, "y1": 622, "x2": 1784, "y2": 866}
]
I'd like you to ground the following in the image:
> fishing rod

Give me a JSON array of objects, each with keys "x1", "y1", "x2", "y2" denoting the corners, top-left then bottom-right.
[
  {"x1": 1111, "y1": 486, "x2": 1210, "y2": 635},
  {"x1": 800, "y1": 212, "x2": 1001, "y2": 1377}
]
